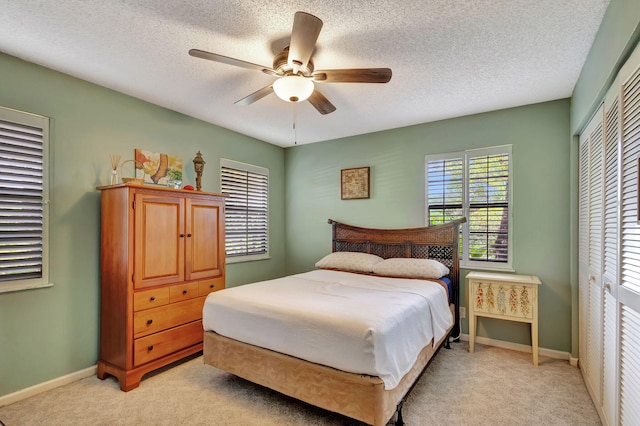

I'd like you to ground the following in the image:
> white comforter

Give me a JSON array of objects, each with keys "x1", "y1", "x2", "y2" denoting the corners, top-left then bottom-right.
[{"x1": 202, "y1": 269, "x2": 453, "y2": 389}]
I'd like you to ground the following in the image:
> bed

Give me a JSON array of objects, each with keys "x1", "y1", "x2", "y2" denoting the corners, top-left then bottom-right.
[{"x1": 202, "y1": 218, "x2": 465, "y2": 425}]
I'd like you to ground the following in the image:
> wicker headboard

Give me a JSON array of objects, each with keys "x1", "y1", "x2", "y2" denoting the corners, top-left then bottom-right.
[{"x1": 328, "y1": 218, "x2": 466, "y2": 337}]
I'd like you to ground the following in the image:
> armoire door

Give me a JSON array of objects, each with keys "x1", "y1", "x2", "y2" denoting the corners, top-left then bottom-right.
[
  {"x1": 184, "y1": 198, "x2": 225, "y2": 281},
  {"x1": 133, "y1": 192, "x2": 186, "y2": 289}
]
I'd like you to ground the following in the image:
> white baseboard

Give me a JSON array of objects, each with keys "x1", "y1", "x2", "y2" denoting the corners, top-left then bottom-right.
[
  {"x1": 457, "y1": 334, "x2": 573, "y2": 362},
  {"x1": 0, "y1": 335, "x2": 576, "y2": 408},
  {"x1": 0, "y1": 365, "x2": 96, "y2": 408}
]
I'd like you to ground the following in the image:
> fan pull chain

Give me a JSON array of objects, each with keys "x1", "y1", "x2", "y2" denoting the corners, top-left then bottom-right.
[{"x1": 293, "y1": 103, "x2": 298, "y2": 145}]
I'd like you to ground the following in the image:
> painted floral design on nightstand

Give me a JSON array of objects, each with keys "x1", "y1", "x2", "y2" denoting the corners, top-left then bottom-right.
[
  {"x1": 486, "y1": 284, "x2": 495, "y2": 311},
  {"x1": 475, "y1": 285, "x2": 484, "y2": 309},
  {"x1": 520, "y1": 287, "x2": 530, "y2": 317},
  {"x1": 497, "y1": 287, "x2": 506, "y2": 315},
  {"x1": 510, "y1": 288, "x2": 518, "y2": 313}
]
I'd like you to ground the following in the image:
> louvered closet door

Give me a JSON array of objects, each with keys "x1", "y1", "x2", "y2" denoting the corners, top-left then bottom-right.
[
  {"x1": 578, "y1": 123, "x2": 590, "y2": 376},
  {"x1": 601, "y1": 85, "x2": 620, "y2": 426},
  {"x1": 618, "y1": 44, "x2": 640, "y2": 426},
  {"x1": 579, "y1": 105, "x2": 604, "y2": 408}
]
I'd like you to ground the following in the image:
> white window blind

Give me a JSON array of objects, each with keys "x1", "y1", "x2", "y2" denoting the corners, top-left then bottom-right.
[
  {"x1": 426, "y1": 145, "x2": 512, "y2": 269},
  {"x1": 0, "y1": 106, "x2": 50, "y2": 291},
  {"x1": 220, "y1": 159, "x2": 269, "y2": 261},
  {"x1": 426, "y1": 157, "x2": 464, "y2": 225}
]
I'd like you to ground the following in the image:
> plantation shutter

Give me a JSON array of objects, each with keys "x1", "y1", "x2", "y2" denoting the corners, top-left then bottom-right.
[
  {"x1": 425, "y1": 146, "x2": 512, "y2": 269},
  {"x1": 220, "y1": 159, "x2": 269, "y2": 259},
  {"x1": 467, "y1": 152, "x2": 509, "y2": 262},
  {"x1": 0, "y1": 109, "x2": 49, "y2": 287},
  {"x1": 426, "y1": 156, "x2": 464, "y2": 225}
]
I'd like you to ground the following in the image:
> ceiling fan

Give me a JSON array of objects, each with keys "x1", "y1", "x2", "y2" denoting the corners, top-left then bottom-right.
[{"x1": 189, "y1": 11, "x2": 392, "y2": 115}]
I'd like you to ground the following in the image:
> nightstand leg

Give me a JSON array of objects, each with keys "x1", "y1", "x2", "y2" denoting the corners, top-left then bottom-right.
[
  {"x1": 469, "y1": 314, "x2": 476, "y2": 353},
  {"x1": 532, "y1": 322, "x2": 539, "y2": 366}
]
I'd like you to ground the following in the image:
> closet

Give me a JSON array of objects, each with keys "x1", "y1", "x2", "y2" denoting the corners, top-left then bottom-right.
[{"x1": 579, "y1": 41, "x2": 640, "y2": 425}]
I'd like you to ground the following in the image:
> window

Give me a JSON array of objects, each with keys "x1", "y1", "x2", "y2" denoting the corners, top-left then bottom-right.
[
  {"x1": 426, "y1": 145, "x2": 512, "y2": 270},
  {"x1": 220, "y1": 159, "x2": 269, "y2": 262},
  {"x1": 0, "y1": 106, "x2": 51, "y2": 292}
]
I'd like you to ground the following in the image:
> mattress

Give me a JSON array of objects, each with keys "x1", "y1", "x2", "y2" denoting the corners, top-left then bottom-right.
[{"x1": 202, "y1": 269, "x2": 453, "y2": 389}]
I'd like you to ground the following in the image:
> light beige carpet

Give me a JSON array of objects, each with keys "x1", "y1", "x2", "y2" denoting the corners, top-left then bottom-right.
[{"x1": 0, "y1": 342, "x2": 600, "y2": 425}]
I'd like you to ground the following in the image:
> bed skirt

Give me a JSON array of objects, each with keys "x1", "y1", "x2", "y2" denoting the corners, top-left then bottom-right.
[{"x1": 203, "y1": 324, "x2": 450, "y2": 425}]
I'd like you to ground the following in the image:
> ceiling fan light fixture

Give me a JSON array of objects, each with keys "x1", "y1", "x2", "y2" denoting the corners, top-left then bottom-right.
[{"x1": 273, "y1": 75, "x2": 314, "y2": 102}]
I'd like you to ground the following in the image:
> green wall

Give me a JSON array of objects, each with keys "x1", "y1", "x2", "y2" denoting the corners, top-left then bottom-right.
[
  {"x1": 571, "y1": 0, "x2": 640, "y2": 135},
  {"x1": 569, "y1": 0, "x2": 640, "y2": 358},
  {"x1": 3, "y1": 0, "x2": 640, "y2": 398},
  {"x1": 285, "y1": 99, "x2": 572, "y2": 352},
  {"x1": 0, "y1": 52, "x2": 286, "y2": 396}
]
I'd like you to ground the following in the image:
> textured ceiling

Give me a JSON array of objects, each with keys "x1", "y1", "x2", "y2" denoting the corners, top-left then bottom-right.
[{"x1": 0, "y1": 1, "x2": 609, "y2": 147}]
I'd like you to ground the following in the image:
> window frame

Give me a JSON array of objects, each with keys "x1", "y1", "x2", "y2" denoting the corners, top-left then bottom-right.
[
  {"x1": 425, "y1": 145, "x2": 513, "y2": 271},
  {"x1": 220, "y1": 158, "x2": 270, "y2": 263},
  {"x1": 0, "y1": 106, "x2": 51, "y2": 293}
]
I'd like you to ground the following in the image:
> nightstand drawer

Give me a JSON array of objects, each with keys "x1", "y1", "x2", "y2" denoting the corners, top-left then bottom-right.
[
  {"x1": 133, "y1": 320, "x2": 203, "y2": 366},
  {"x1": 133, "y1": 287, "x2": 170, "y2": 312},
  {"x1": 133, "y1": 296, "x2": 205, "y2": 338}
]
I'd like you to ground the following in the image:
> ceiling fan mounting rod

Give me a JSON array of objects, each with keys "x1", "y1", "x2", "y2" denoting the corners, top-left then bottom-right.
[{"x1": 271, "y1": 46, "x2": 314, "y2": 76}]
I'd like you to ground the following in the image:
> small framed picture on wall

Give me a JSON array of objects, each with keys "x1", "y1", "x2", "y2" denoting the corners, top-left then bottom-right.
[{"x1": 341, "y1": 166, "x2": 370, "y2": 200}]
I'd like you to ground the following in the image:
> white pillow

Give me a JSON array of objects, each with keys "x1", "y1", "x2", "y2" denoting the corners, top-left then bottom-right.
[
  {"x1": 372, "y1": 258, "x2": 449, "y2": 279},
  {"x1": 315, "y1": 252, "x2": 384, "y2": 273}
]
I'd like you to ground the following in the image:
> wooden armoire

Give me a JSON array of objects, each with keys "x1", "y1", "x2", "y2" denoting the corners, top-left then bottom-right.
[{"x1": 96, "y1": 183, "x2": 225, "y2": 391}]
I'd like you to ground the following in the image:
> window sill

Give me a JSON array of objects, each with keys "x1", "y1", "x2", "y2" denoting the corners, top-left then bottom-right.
[
  {"x1": 460, "y1": 264, "x2": 515, "y2": 273},
  {"x1": 226, "y1": 254, "x2": 271, "y2": 264},
  {"x1": 0, "y1": 281, "x2": 54, "y2": 294}
]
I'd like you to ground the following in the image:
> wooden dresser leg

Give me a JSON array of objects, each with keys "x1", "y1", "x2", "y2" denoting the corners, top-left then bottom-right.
[
  {"x1": 96, "y1": 361, "x2": 141, "y2": 391},
  {"x1": 120, "y1": 373, "x2": 142, "y2": 392},
  {"x1": 96, "y1": 361, "x2": 108, "y2": 380}
]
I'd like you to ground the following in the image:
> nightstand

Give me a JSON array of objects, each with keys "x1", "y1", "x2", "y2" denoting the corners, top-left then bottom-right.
[{"x1": 467, "y1": 271, "x2": 542, "y2": 366}]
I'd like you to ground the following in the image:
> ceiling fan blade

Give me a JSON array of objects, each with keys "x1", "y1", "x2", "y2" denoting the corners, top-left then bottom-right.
[
  {"x1": 307, "y1": 89, "x2": 336, "y2": 115},
  {"x1": 189, "y1": 49, "x2": 277, "y2": 75},
  {"x1": 313, "y1": 68, "x2": 392, "y2": 83},
  {"x1": 288, "y1": 12, "x2": 323, "y2": 73},
  {"x1": 235, "y1": 85, "x2": 274, "y2": 106}
]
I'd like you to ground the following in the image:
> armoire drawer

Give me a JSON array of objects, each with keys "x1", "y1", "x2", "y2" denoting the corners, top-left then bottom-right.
[
  {"x1": 133, "y1": 320, "x2": 203, "y2": 366},
  {"x1": 133, "y1": 287, "x2": 170, "y2": 312},
  {"x1": 198, "y1": 277, "x2": 225, "y2": 296},
  {"x1": 169, "y1": 281, "x2": 200, "y2": 303},
  {"x1": 133, "y1": 296, "x2": 205, "y2": 338}
]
